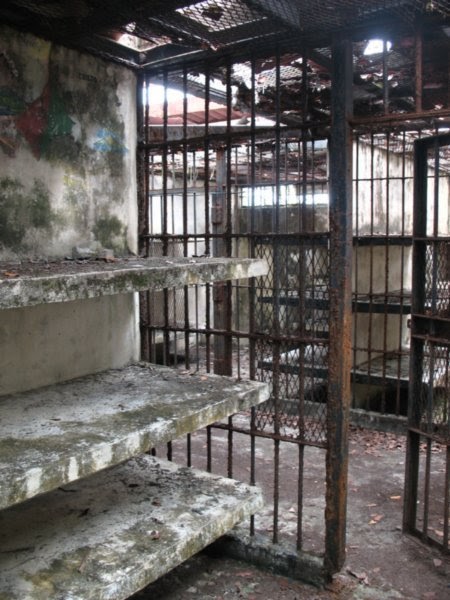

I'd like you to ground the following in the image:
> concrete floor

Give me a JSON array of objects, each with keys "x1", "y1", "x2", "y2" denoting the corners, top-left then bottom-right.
[{"x1": 133, "y1": 420, "x2": 449, "y2": 600}]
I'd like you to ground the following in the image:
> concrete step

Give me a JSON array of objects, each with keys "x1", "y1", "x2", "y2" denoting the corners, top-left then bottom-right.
[
  {"x1": 0, "y1": 455, "x2": 263, "y2": 600},
  {"x1": 0, "y1": 362, "x2": 269, "y2": 509},
  {"x1": 0, "y1": 256, "x2": 268, "y2": 309}
]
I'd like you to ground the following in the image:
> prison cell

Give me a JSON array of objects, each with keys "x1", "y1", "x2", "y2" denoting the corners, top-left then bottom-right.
[{"x1": 138, "y1": 33, "x2": 450, "y2": 573}]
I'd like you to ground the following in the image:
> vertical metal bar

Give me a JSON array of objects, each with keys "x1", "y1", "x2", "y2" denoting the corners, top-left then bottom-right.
[
  {"x1": 162, "y1": 72, "x2": 169, "y2": 256},
  {"x1": 403, "y1": 138, "x2": 428, "y2": 533},
  {"x1": 273, "y1": 438, "x2": 280, "y2": 544},
  {"x1": 381, "y1": 133, "x2": 391, "y2": 413},
  {"x1": 249, "y1": 58, "x2": 257, "y2": 539},
  {"x1": 250, "y1": 408, "x2": 256, "y2": 536},
  {"x1": 206, "y1": 425, "x2": 212, "y2": 473},
  {"x1": 444, "y1": 446, "x2": 450, "y2": 549},
  {"x1": 224, "y1": 62, "x2": 233, "y2": 376},
  {"x1": 422, "y1": 438, "x2": 432, "y2": 538},
  {"x1": 204, "y1": 67, "x2": 212, "y2": 373},
  {"x1": 187, "y1": 433, "x2": 192, "y2": 468},
  {"x1": 162, "y1": 73, "x2": 170, "y2": 365},
  {"x1": 137, "y1": 73, "x2": 151, "y2": 361},
  {"x1": 297, "y1": 444, "x2": 304, "y2": 550},
  {"x1": 396, "y1": 131, "x2": 408, "y2": 415},
  {"x1": 352, "y1": 135, "x2": 360, "y2": 408},
  {"x1": 272, "y1": 47, "x2": 282, "y2": 546},
  {"x1": 182, "y1": 66, "x2": 190, "y2": 370},
  {"x1": 213, "y1": 146, "x2": 232, "y2": 376},
  {"x1": 365, "y1": 135, "x2": 376, "y2": 407},
  {"x1": 227, "y1": 416, "x2": 233, "y2": 478},
  {"x1": 137, "y1": 72, "x2": 149, "y2": 257},
  {"x1": 415, "y1": 27, "x2": 423, "y2": 113},
  {"x1": 325, "y1": 36, "x2": 353, "y2": 575},
  {"x1": 383, "y1": 39, "x2": 389, "y2": 115}
]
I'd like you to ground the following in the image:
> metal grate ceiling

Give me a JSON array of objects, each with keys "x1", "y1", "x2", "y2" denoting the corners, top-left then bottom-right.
[{"x1": 0, "y1": 1, "x2": 448, "y2": 70}]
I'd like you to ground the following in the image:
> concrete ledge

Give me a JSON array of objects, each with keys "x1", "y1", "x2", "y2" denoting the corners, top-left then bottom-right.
[
  {"x1": 0, "y1": 257, "x2": 268, "y2": 309},
  {"x1": 0, "y1": 362, "x2": 269, "y2": 509},
  {"x1": 0, "y1": 456, "x2": 264, "y2": 600},
  {"x1": 209, "y1": 530, "x2": 327, "y2": 587},
  {"x1": 349, "y1": 407, "x2": 407, "y2": 434}
]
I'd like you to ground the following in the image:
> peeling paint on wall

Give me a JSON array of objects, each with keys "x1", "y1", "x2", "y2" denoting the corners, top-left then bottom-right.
[{"x1": 0, "y1": 24, "x2": 137, "y2": 259}]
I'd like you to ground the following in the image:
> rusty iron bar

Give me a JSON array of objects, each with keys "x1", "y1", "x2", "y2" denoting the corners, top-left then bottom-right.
[
  {"x1": 297, "y1": 444, "x2": 305, "y2": 550},
  {"x1": 141, "y1": 322, "x2": 329, "y2": 346},
  {"x1": 325, "y1": 36, "x2": 353, "y2": 575},
  {"x1": 140, "y1": 121, "x2": 330, "y2": 149},
  {"x1": 182, "y1": 66, "x2": 191, "y2": 369},
  {"x1": 422, "y1": 437, "x2": 433, "y2": 539},
  {"x1": 186, "y1": 432, "x2": 192, "y2": 468},
  {"x1": 250, "y1": 408, "x2": 257, "y2": 537},
  {"x1": 381, "y1": 132, "x2": 391, "y2": 413},
  {"x1": 415, "y1": 26, "x2": 423, "y2": 113},
  {"x1": 210, "y1": 422, "x2": 327, "y2": 449},
  {"x1": 383, "y1": 39, "x2": 389, "y2": 115},
  {"x1": 212, "y1": 144, "x2": 233, "y2": 376},
  {"x1": 351, "y1": 108, "x2": 450, "y2": 128},
  {"x1": 444, "y1": 446, "x2": 450, "y2": 550},
  {"x1": 139, "y1": 231, "x2": 330, "y2": 242}
]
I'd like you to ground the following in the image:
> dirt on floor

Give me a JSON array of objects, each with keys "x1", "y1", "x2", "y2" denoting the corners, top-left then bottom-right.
[{"x1": 131, "y1": 423, "x2": 449, "y2": 600}]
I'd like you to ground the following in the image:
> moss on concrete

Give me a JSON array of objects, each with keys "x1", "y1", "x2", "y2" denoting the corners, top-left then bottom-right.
[
  {"x1": 0, "y1": 177, "x2": 55, "y2": 252},
  {"x1": 93, "y1": 215, "x2": 126, "y2": 252}
]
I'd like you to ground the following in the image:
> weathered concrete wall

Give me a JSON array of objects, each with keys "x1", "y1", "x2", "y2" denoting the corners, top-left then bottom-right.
[
  {"x1": 0, "y1": 295, "x2": 138, "y2": 395},
  {"x1": 354, "y1": 142, "x2": 450, "y2": 237},
  {"x1": 0, "y1": 25, "x2": 137, "y2": 258},
  {"x1": 352, "y1": 141, "x2": 450, "y2": 370},
  {"x1": 0, "y1": 26, "x2": 139, "y2": 393}
]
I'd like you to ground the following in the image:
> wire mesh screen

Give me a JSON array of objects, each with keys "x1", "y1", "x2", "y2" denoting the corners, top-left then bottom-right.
[{"x1": 253, "y1": 237, "x2": 329, "y2": 446}]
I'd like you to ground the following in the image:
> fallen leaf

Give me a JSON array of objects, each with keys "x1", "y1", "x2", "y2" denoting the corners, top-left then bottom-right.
[
  {"x1": 369, "y1": 514, "x2": 384, "y2": 524},
  {"x1": 347, "y1": 568, "x2": 369, "y2": 584},
  {"x1": 433, "y1": 558, "x2": 442, "y2": 567},
  {"x1": 369, "y1": 514, "x2": 384, "y2": 525}
]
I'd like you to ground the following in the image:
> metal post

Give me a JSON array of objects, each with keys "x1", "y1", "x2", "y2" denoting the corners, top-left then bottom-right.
[
  {"x1": 325, "y1": 36, "x2": 353, "y2": 575},
  {"x1": 403, "y1": 137, "x2": 427, "y2": 533},
  {"x1": 213, "y1": 148, "x2": 232, "y2": 375}
]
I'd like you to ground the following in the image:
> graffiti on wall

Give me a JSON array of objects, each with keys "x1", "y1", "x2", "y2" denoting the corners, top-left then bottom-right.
[{"x1": 0, "y1": 40, "x2": 126, "y2": 160}]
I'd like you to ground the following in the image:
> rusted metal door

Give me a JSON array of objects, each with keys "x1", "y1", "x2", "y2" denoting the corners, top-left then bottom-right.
[{"x1": 403, "y1": 133, "x2": 450, "y2": 552}]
